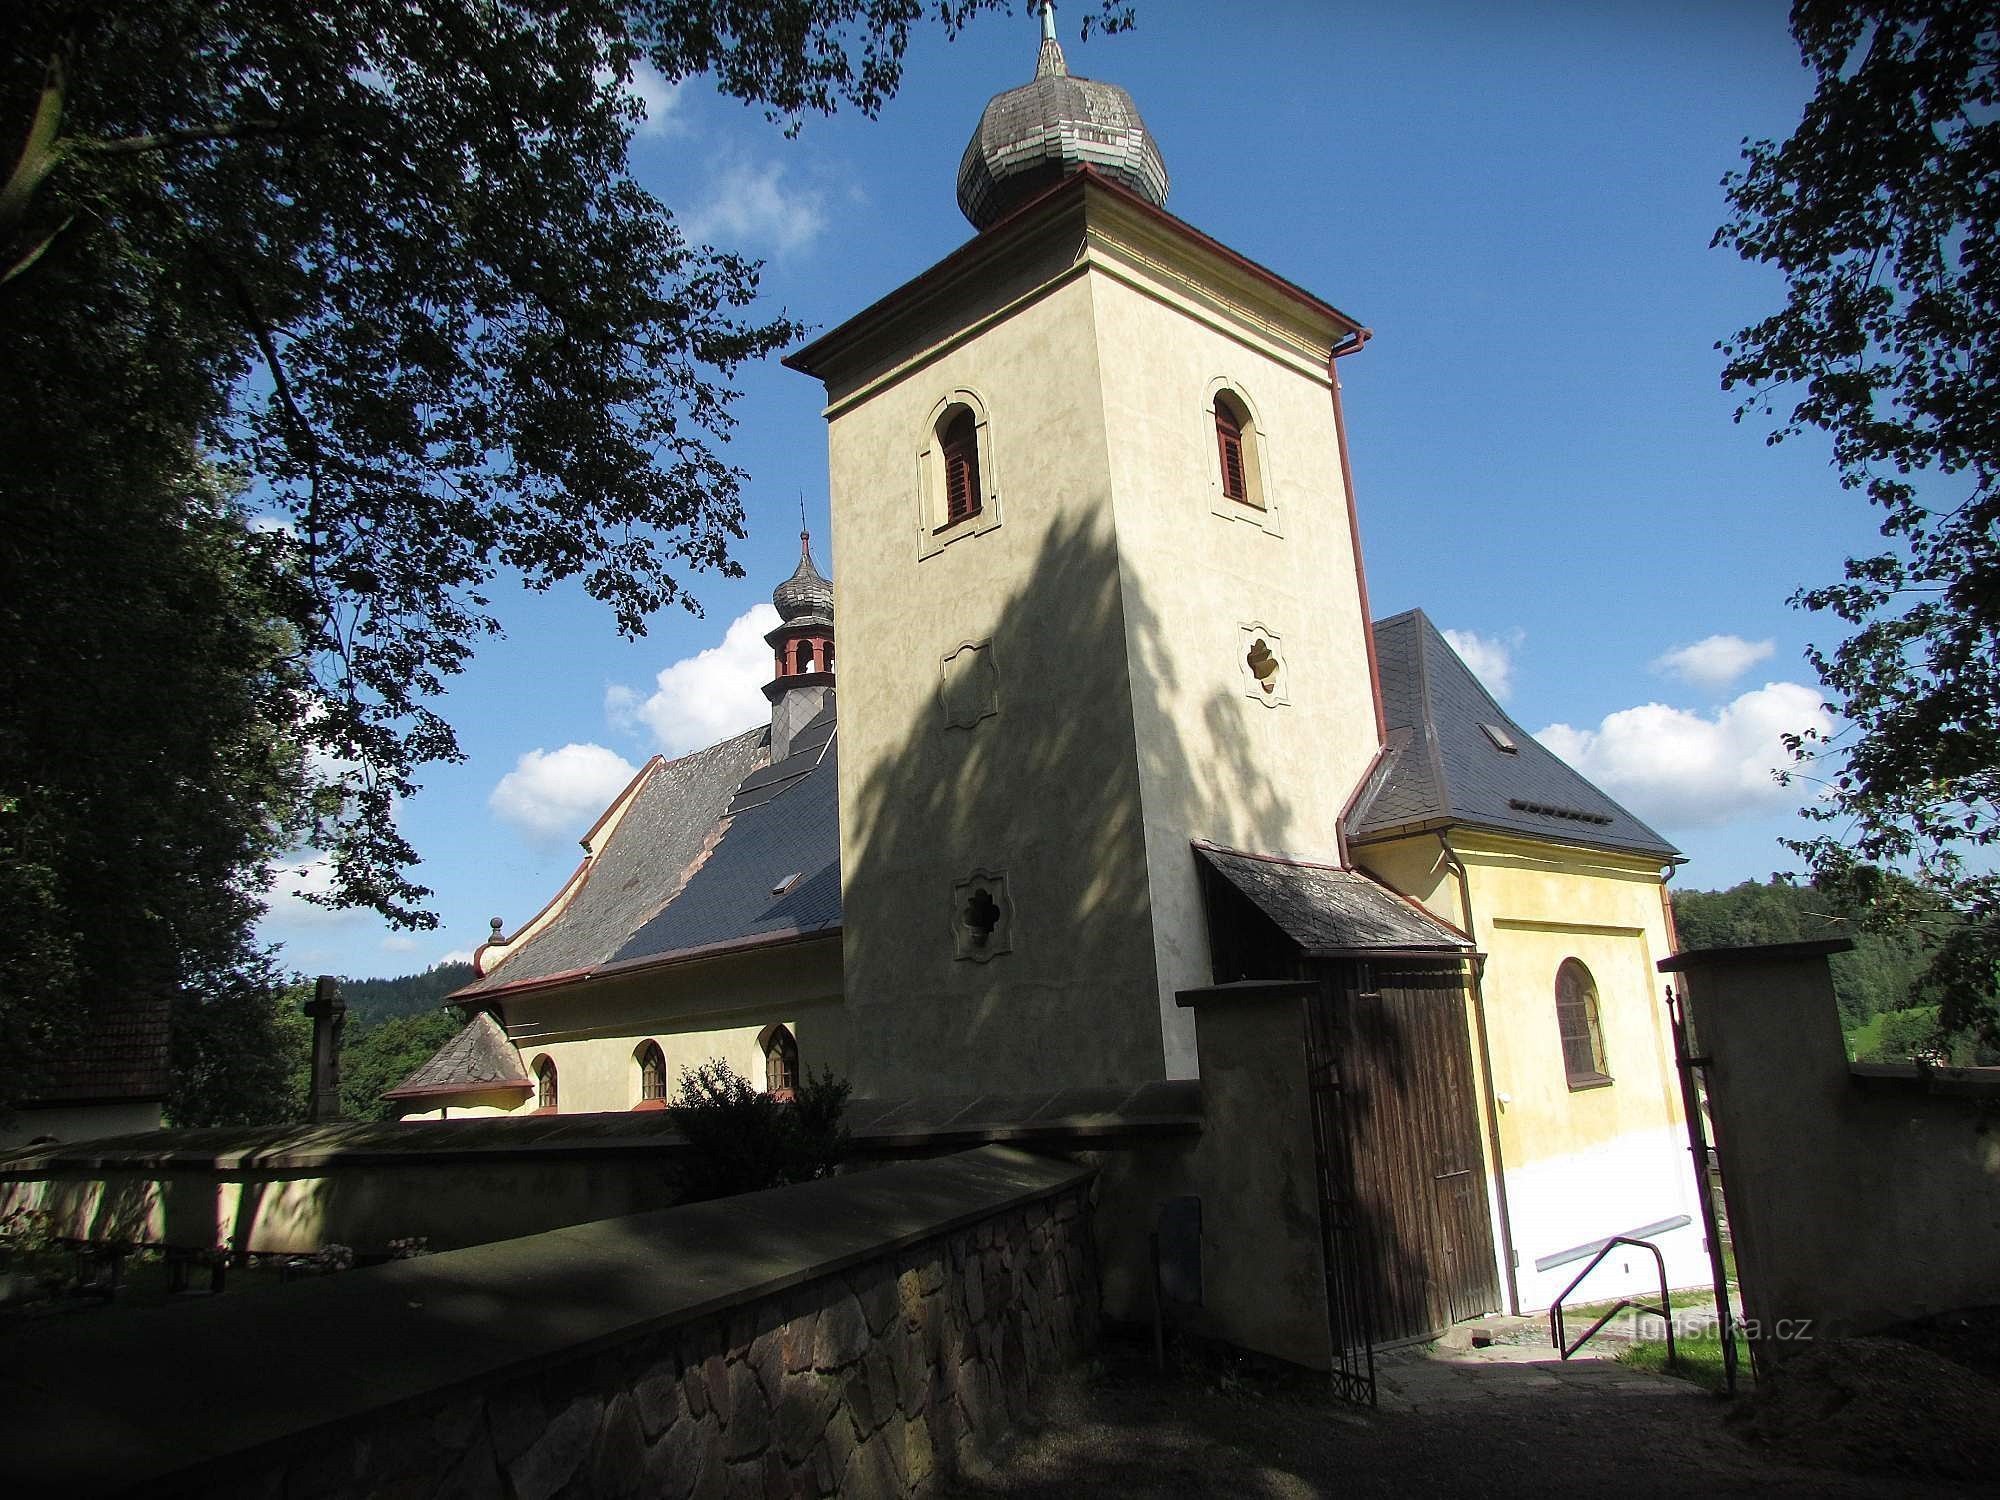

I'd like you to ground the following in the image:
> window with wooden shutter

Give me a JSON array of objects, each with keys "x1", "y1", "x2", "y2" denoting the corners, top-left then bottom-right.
[
  {"x1": 637, "y1": 1042, "x2": 665, "y2": 1103},
  {"x1": 534, "y1": 1056, "x2": 558, "y2": 1112},
  {"x1": 1216, "y1": 400, "x2": 1247, "y2": 501},
  {"x1": 942, "y1": 408, "x2": 980, "y2": 526},
  {"x1": 1555, "y1": 959, "x2": 1610, "y2": 1087},
  {"x1": 764, "y1": 1025, "x2": 799, "y2": 1098}
]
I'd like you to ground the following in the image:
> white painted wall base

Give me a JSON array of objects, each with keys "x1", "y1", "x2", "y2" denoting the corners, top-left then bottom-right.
[{"x1": 1501, "y1": 1125, "x2": 1713, "y2": 1313}]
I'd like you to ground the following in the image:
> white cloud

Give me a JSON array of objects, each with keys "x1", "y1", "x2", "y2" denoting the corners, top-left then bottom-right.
[
  {"x1": 1536, "y1": 681, "x2": 1833, "y2": 829},
  {"x1": 608, "y1": 604, "x2": 779, "y2": 756},
  {"x1": 489, "y1": 742, "x2": 642, "y2": 843},
  {"x1": 437, "y1": 949, "x2": 475, "y2": 967},
  {"x1": 1652, "y1": 634, "x2": 1776, "y2": 692},
  {"x1": 596, "y1": 60, "x2": 684, "y2": 139},
  {"x1": 381, "y1": 934, "x2": 420, "y2": 954},
  {"x1": 1441, "y1": 628, "x2": 1520, "y2": 700},
  {"x1": 683, "y1": 159, "x2": 827, "y2": 256},
  {"x1": 264, "y1": 854, "x2": 362, "y2": 928}
]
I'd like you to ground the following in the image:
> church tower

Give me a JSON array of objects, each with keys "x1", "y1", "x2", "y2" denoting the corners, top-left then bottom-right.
[{"x1": 786, "y1": 6, "x2": 1383, "y2": 1095}]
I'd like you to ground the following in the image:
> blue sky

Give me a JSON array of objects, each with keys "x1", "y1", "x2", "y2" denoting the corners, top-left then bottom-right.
[{"x1": 262, "y1": 1, "x2": 1871, "y2": 980}]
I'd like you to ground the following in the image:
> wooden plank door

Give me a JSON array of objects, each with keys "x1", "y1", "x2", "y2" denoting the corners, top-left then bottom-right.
[{"x1": 1316, "y1": 958, "x2": 1501, "y2": 1344}]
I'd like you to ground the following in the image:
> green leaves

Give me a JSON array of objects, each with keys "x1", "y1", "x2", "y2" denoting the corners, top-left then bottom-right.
[{"x1": 1718, "y1": 1, "x2": 2000, "y2": 1048}]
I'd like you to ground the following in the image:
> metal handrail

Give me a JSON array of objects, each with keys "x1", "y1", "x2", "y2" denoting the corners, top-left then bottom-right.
[{"x1": 1548, "y1": 1235, "x2": 1676, "y2": 1367}]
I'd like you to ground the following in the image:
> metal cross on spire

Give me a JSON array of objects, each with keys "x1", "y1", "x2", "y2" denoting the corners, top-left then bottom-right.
[{"x1": 1035, "y1": 0, "x2": 1067, "y2": 79}]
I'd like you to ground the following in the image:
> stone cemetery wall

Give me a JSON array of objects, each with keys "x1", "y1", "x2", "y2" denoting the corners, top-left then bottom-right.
[{"x1": 0, "y1": 1146, "x2": 1098, "y2": 1498}]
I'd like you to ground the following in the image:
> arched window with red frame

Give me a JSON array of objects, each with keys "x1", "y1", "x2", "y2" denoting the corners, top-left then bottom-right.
[
  {"x1": 1215, "y1": 392, "x2": 1250, "y2": 502},
  {"x1": 941, "y1": 408, "x2": 981, "y2": 526}
]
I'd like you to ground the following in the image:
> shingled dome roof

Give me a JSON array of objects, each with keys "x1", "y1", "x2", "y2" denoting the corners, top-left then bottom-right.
[
  {"x1": 772, "y1": 533, "x2": 833, "y2": 625},
  {"x1": 956, "y1": 3, "x2": 1168, "y2": 231}
]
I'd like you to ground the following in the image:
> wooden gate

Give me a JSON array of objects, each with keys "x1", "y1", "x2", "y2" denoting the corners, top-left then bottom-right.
[{"x1": 1313, "y1": 957, "x2": 1501, "y2": 1344}]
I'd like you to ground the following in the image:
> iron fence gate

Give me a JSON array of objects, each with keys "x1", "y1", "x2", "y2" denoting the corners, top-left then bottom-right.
[{"x1": 1303, "y1": 979, "x2": 1378, "y2": 1406}]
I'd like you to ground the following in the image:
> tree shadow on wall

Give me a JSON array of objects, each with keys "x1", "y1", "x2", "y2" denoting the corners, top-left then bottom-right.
[{"x1": 838, "y1": 508, "x2": 1305, "y2": 1096}]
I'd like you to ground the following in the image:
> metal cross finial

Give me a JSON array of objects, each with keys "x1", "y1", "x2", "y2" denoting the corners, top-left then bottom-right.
[
  {"x1": 1035, "y1": 1, "x2": 1067, "y2": 78},
  {"x1": 798, "y1": 493, "x2": 810, "y2": 552}
]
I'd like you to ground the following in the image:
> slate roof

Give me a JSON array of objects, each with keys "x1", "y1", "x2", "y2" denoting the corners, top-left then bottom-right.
[
  {"x1": 458, "y1": 726, "x2": 768, "y2": 995},
  {"x1": 17, "y1": 997, "x2": 173, "y2": 1107},
  {"x1": 1348, "y1": 609, "x2": 1682, "y2": 862},
  {"x1": 610, "y1": 708, "x2": 840, "y2": 967},
  {"x1": 1195, "y1": 842, "x2": 1471, "y2": 956},
  {"x1": 382, "y1": 1012, "x2": 530, "y2": 1100},
  {"x1": 455, "y1": 707, "x2": 840, "y2": 1001}
]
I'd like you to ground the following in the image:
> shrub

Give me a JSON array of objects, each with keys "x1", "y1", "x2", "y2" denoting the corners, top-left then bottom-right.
[{"x1": 668, "y1": 1059, "x2": 850, "y2": 1203}]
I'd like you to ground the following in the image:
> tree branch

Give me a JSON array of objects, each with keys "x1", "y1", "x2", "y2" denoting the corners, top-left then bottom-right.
[{"x1": 69, "y1": 118, "x2": 289, "y2": 158}]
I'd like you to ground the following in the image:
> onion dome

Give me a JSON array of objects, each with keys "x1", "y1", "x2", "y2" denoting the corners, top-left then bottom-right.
[
  {"x1": 772, "y1": 531, "x2": 833, "y2": 626},
  {"x1": 955, "y1": 1, "x2": 1168, "y2": 232}
]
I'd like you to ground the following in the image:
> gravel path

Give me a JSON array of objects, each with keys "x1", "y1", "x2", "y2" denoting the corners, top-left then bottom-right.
[{"x1": 941, "y1": 1334, "x2": 1988, "y2": 1498}]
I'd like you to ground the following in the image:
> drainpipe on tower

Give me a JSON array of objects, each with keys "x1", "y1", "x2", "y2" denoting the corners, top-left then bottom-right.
[{"x1": 1440, "y1": 835, "x2": 1522, "y2": 1316}]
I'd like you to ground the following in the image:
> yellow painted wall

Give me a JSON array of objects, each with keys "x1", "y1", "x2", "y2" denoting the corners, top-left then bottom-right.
[
  {"x1": 1356, "y1": 830, "x2": 1706, "y2": 1306},
  {"x1": 401, "y1": 939, "x2": 844, "y2": 1119}
]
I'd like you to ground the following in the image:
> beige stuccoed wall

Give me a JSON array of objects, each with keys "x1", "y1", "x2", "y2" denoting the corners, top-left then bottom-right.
[
  {"x1": 813, "y1": 183, "x2": 1381, "y2": 1095},
  {"x1": 824, "y1": 264, "x2": 1165, "y2": 1098},
  {"x1": 407, "y1": 939, "x2": 846, "y2": 1119},
  {"x1": 1356, "y1": 830, "x2": 1706, "y2": 1308},
  {"x1": 1089, "y1": 259, "x2": 1380, "y2": 1077}
]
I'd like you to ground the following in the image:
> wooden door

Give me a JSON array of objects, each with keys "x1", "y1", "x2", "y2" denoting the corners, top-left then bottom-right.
[{"x1": 1315, "y1": 958, "x2": 1501, "y2": 1344}]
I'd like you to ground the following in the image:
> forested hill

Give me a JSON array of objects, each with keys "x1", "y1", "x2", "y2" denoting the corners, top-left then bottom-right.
[
  {"x1": 338, "y1": 962, "x2": 477, "y2": 1025},
  {"x1": 1668, "y1": 878, "x2": 2000, "y2": 1065},
  {"x1": 1670, "y1": 878, "x2": 1928, "y2": 1031}
]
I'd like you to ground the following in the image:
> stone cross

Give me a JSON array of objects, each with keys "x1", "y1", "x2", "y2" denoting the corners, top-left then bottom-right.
[{"x1": 303, "y1": 974, "x2": 347, "y2": 1122}]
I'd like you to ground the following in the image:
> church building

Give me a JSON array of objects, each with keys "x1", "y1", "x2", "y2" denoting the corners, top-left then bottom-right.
[{"x1": 392, "y1": 7, "x2": 1705, "y2": 1335}]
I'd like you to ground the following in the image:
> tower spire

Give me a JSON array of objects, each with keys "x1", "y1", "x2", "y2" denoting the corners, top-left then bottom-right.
[{"x1": 1036, "y1": 1, "x2": 1067, "y2": 79}]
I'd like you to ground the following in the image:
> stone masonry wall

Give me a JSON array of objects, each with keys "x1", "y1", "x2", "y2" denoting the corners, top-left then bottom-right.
[{"x1": 215, "y1": 1181, "x2": 1096, "y2": 1499}]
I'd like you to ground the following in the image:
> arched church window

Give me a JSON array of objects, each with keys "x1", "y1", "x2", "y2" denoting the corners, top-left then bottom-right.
[
  {"x1": 793, "y1": 639, "x2": 815, "y2": 673},
  {"x1": 1212, "y1": 388, "x2": 1266, "y2": 510},
  {"x1": 1215, "y1": 394, "x2": 1248, "y2": 501},
  {"x1": 1555, "y1": 959, "x2": 1611, "y2": 1088},
  {"x1": 636, "y1": 1041, "x2": 666, "y2": 1105},
  {"x1": 941, "y1": 407, "x2": 981, "y2": 526},
  {"x1": 534, "y1": 1055, "x2": 558, "y2": 1112},
  {"x1": 764, "y1": 1025, "x2": 799, "y2": 1099}
]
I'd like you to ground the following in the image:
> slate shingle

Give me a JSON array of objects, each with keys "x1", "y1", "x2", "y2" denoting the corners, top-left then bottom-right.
[
  {"x1": 1349, "y1": 610, "x2": 1681, "y2": 862},
  {"x1": 459, "y1": 726, "x2": 768, "y2": 994},
  {"x1": 383, "y1": 1012, "x2": 530, "y2": 1100},
  {"x1": 1195, "y1": 843, "x2": 1470, "y2": 956}
]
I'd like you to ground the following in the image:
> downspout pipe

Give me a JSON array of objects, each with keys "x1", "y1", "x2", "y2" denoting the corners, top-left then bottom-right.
[{"x1": 1440, "y1": 834, "x2": 1522, "y2": 1316}]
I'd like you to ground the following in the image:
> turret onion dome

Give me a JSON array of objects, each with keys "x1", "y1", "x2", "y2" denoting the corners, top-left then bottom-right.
[
  {"x1": 772, "y1": 531, "x2": 833, "y2": 626},
  {"x1": 955, "y1": 1, "x2": 1168, "y2": 232}
]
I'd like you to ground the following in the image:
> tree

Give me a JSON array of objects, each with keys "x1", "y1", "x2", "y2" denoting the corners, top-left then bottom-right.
[
  {"x1": 339, "y1": 962, "x2": 478, "y2": 1027},
  {"x1": 1671, "y1": 875, "x2": 1938, "y2": 1028},
  {"x1": 1, "y1": 2, "x2": 1125, "y2": 1107},
  {"x1": 339, "y1": 1009, "x2": 463, "y2": 1123},
  {"x1": 168, "y1": 972, "x2": 314, "y2": 1129},
  {"x1": 667, "y1": 1059, "x2": 850, "y2": 1203},
  {"x1": 1716, "y1": 0, "x2": 2000, "y2": 1047},
  {"x1": 2, "y1": 462, "x2": 312, "y2": 1120},
  {"x1": 3, "y1": 0, "x2": 1129, "y2": 926}
]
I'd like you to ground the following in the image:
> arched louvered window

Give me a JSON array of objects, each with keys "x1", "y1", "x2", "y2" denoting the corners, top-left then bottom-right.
[
  {"x1": 764, "y1": 1025, "x2": 800, "y2": 1099},
  {"x1": 1555, "y1": 959, "x2": 1610, "y2": 1087},
  {"x1": 534, "y1": 1056, "x2": 558, "y2": 1112},
  {"x1": 941, "y1": 408, "x2": 981, "y2": 526},
  {"x1": 636, "y1": 1041, "x2": 666, "y2": 1105},
  {"x1": 1215, "y1": 394, "x2": 1248, "y2": 502}
]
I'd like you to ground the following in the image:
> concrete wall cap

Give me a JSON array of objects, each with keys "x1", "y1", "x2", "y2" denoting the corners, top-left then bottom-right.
[{"x1": 1658, "y1": 937, "x2": 1854, "y2": 972}]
